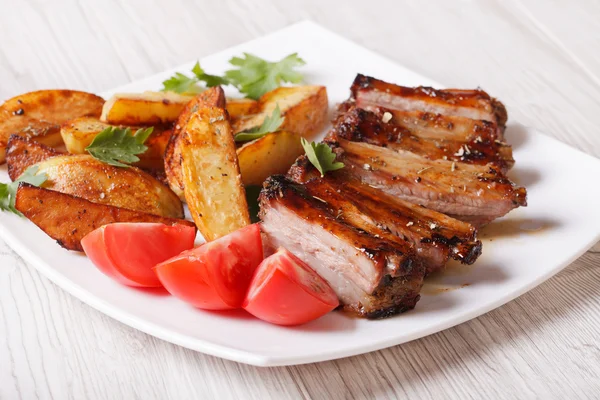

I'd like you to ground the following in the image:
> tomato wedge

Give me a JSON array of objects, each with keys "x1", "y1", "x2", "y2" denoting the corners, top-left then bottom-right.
[
  {"x1": 155, "y1": 224, "x2": 263, "y2": 310},
  {"x1": 81, "y1": 223, "x2": 196, "y2": 287},
  {"x1": 243, "y1": 248, "x2": 339, "y2": 326}
]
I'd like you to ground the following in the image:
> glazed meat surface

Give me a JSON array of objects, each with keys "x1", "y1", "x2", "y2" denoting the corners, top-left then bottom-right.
[
  {"x1": 329, "y1": 139, "x2": 526, "y2": 226},
  {"x1": 288, "y1": 158, "x2": 482, "y2": 274},
  {"x1": 259, "y1": 175, "x2": 425, "y2": 318},
  {"x1": 329, "y1": 107, "x2": 513, "y2": 172},
  {"x1": 350, "y1": 74, "x2": 507, "y2": 138}
]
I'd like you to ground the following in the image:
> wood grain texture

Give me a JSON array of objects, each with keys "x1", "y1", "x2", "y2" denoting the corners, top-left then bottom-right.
[{"x1": 1, "y1": 0, "x2": 600, "y2": 398}]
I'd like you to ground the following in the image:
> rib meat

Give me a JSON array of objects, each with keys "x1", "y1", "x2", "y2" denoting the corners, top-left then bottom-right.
[
  {"x1": 351, "y1": 74, "x2": 508, "y2": 138},
  {"x1": 327, "y1": 139, "x2": 526, "y2": 226},
  {"x1": 259, "y1": 175, "x2": 425, "y2": 318},
  {"x1": 287, "y1": 159, "x2": 482, "y2": 274},
  {"x1": 329, "y1": 107, "x2": 514, "y2": 172}
]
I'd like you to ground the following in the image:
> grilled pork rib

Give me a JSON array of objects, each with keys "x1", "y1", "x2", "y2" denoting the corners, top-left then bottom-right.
[
  {"x1": 287, "y1": 158, "x2": 482, "y2": 274},
  {"x1": 351, "y1": 74, "x2": 508, "y2": 138},
  {"x1": 259, "y1": 175, "x2": 425, "y2": 318},
  {"x1": 329, "y1": 107, "x2": 514, "y2": 172},
  {"x1": 328, "y1": 139, "x2": 526, "y2": 226}
]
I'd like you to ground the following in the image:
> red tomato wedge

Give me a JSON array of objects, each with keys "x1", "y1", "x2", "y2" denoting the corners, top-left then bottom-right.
[
  {"x1": 243, "y1": 248, "x2": 339, "y2": 326},
  {"x1": 81, "y1": 223, "x2": 196, "y2": 287},
  {"x1": 154, "y1": 224, "x2": 263, "y2": 310}
]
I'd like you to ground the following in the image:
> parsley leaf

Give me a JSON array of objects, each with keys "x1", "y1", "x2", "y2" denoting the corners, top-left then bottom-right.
[
  {"x1": 162, "y1": 72, "x2": 203, "y2": 94},
  {"x1": 162, "y1": 62, "x2": 230, "y2": 93},
  {"x1": 225, "y1": 53, "x2": 305, "y2": 100},
  {"x1": 86, "y1": 127, "x2": 154, "y2": 167},
  {"x1": 234, "y1": 104, "x2": 285, "y2": 142},
  {"x1": 300, "y1": 139, "x2": 344, "y2": 177},
  {"x1": 0, "y1": 166, "x2": 48, "y2": 216},
  {"x1": 191, "y1": 62, "x2": 230, "y2": 87}
]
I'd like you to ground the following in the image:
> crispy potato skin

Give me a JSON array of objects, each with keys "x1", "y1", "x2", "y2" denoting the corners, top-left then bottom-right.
[
  {"x1": 164, "y1": 88, "x2": 227, "y2": 200},
  {"x1": 15, "y1": 183, "x2": 195, "y2": 251},
  {"x1": 60, "y1": 116, "x2": 171, "y2": 172},
  {"x1": 164, "y1": 129, "x2": 185, "y2": 199},
  {"x1": 101, "y1": 92, "x2": 193, "y2": 125},
  {"x1": 180, "y1": 101, "x2": 250, "y2": 240},
  {"x1": 136, "y1": 127, "x2": 171, "y2": 172},
  {"x1": 6, "y1": 135, "x2": 62, "y2": 181},
  {"x1": 237, "y1": 131, "x2": 304, "y2": 186},
  {"x1": 0, "y1": 90, "x2": 104, "y2": 163},
  {"x1": 34, "y1": 154, "x2": 184, "y2": 218},
  {"x1": 232, "y1": 86, "x2": 328, "y2": 138}
]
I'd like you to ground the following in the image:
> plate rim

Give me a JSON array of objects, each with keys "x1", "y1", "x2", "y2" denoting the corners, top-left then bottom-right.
[{"x1": 2, "y1": 20, "x2": 600, "y2": 367}]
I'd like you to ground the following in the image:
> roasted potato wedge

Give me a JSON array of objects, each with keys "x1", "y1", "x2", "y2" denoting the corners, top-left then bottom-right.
[
  {"x1": 60, "y1": 117, "x2": 171, "y2": 172},
  {"x1": 102, "y1": 90, "x2": 257, "y2": 125},
  {"x1": 136, "y1": 127, "x2": 172, "y2": 172},
  {"x1": 226, "y1": 98, "x2": 259, "y2": 121},
  {"x1": 237, "y1": 131, "x2": 304, "y2": 186},
  {"x1": 232, "y1": 86, "x2": 328, "y2": 138},
  {"x1": 33, "y1": 154, "x2": 184, "y2": 218},
  {"x1": 6, "y1": 135, "x2": 62, "y2": 181},
  {"x1": 0, "y1": 90, "x2": 104, "y2": 163},
  {"x1": 164, "y1": 88, "x2": 227, "y2": 200},
  {"x1": 60, "y1": 117, "x2": 113, "y2": 154},
  {"x1": 101, "y1": 91, "x2": 193, "y2": 125},
  {"x1": 15, "y1": 183, "x2": 195, "y2": 251},
  {"x1": 179, "y1": 88, "x2": 250, "y2": 240}
]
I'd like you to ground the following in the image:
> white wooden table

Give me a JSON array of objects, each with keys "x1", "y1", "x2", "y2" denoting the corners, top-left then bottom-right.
[{"x1": 2, "y1": 1, "x2": 600, "y2": 398}]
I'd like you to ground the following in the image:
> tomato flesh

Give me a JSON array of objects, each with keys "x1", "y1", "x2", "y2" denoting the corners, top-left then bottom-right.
[
  {"x1": 153, "y1": 251, "x2": 234, "y2": 310},
  {"x1": 155, "y1": 224, "x2": 263, "y2": 309},
  {"x1": 81, "y1": 223, "x2": 196, "y2": 287},
  {"x1": 243, "y1": 248, "x2": 339, "y2": 326}
]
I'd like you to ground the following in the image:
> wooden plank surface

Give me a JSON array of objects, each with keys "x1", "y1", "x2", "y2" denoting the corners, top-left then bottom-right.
[{"x1": 1, "y1": 0, "x2": 599, "y2": 398}]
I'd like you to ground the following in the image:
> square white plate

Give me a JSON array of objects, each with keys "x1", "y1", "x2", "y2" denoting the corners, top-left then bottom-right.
[{"x1": 2, "y1": 21, "x2": 600, "y2": 367}]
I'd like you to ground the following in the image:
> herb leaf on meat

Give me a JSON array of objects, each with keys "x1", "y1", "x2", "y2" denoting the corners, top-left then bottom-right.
[{"x1": 300, "y1": 138, "x2": 344, "y2": 177}]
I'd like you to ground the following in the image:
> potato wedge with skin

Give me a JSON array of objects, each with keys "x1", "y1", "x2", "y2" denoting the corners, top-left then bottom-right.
[
  {"x1": 101, "y1": 91, "x2": 193, "y2": 125},
  {"x1": 0, "y1": 90, "x2": 104, "y2": 164},
  {"x1": 15, "y1": 183, "x2": 195, "y2": 252},
  {"x1": 136, "y1": 127, "x2": 172, "y2": 171},
  {"x1": 102, "y1": 90, "x2": 259, "y2": 126},
  {"x1": 164, "y1": 87, "x2": 227, "y2": 200},
  {"x1": 60, "y1": 117, "x2": 171, "y2": 172},
  {"x1": 232, "y1": 86, "x2": 328, "y2": 138},
  {"x1": 60, "y1": 117, "x2": 113, "y2": 154},
  {"x1": 180, "y1": 106, "x2": 250, "y2": 241},
  {"x1": 237, "y1": 131, "x2": 304, "y2": 186},
  {"x1": 33, "y1": 154, "x2": 184, "y2": 218},
  {"x1": 226, "y1": 98, "x2": 259, "y2": 121},
  {"x1": 6, "y1": 135, "x2": 62, "y2": 181}
]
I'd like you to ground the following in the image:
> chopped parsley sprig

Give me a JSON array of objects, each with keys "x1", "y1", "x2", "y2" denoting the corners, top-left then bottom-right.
[
  {"x1": 86, "y1": 126, "x2": 154, "y2": 168},
  {"x1": 161, "y1": 53, "x2": 306, "y2": 99},
  {"x1": 300, "y1": 139, "x2": 344, "y2": 177},
  {"x1": 0, "y1": 166, "x2": 47, "y2": 216},
  {"x1": 225, "y1": 53, "x2": 305, "y2": 100},
  {"x1": 234, "y1": 104, "x2": 284, "y2": 142},
  {"x1": 162, "y1": 62, "x2": 230, "y2": 94}
]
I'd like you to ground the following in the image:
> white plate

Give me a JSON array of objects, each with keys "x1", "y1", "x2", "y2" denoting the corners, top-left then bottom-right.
[{"x1": 2, "y1": 21, "x2": 600, "y2": 367}]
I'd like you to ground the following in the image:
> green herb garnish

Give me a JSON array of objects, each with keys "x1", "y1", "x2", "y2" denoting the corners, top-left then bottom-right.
[
  {"x1": 0, "y1": 166, "x2": 47, "y2": 215},
  {"x1": 162, "y1": 62, "x2": 230, "y2": 93},
  {"x1": 225, "y1": 53, "x2": 305, "y2": 100},
  {"x1": 86, "y1": 127, "x2": 154, "y2": 167},
  {"x1": 300, "y1": 139, "x2": 344, "y2": 177},
  {"x1": 234, "y1": 104, "x2": 284, "y2": 142},
  {"x1": 161, "y1": 53, "x2": 306, "y2": 99}
]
